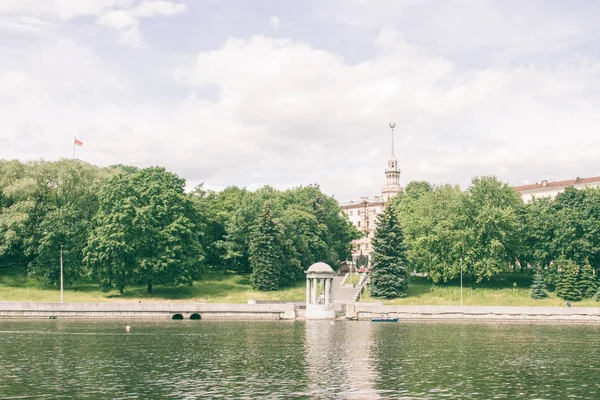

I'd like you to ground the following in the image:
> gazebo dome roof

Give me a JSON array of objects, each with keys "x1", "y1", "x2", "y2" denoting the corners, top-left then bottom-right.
[{"x1": 306, "y1": 262, "x2": 334, "y2": 274}]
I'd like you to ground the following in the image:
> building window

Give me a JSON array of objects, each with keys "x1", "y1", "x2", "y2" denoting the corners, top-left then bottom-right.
[
  {"x1": 357, "y1": 210, "x2": 361, "y2": 216},
  {"x1": 349, "y1": 210, "x2": 353, "y2": 216},
  {"x1": 365, "y1": 243, "x2": 369, "y2": 249},
  {"x1": 357, "y1": 221, "x2": 361, "y2": 228},
  {"x1": 367, "y1": 220, "x2": 369, "y2": 228}
]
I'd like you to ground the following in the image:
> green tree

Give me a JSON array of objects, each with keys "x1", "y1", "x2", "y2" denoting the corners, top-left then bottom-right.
[
  {"x1": 85, "y1": 167, "x2": 203, "y2": 293},
  {"x1": 221, "y1": 186, "x2": 279, "y2": 273},
  {"x1": 529, "y1": 271, "x2": 548, "y2": 299},
  {"x1": 370, "y1": 205, "x2": 409, "y2": 299},
  {"x1": 190, "y1": 185, "x2": 247, "y2": 270},
  {"x1": 555, "y1": 258, "x2": 582, "y2": 302},
  {"x1": 1, "y1": 159, "x2": 106, "y2": 276},
  {"x1": 577, "y1": 260, "x2": 597, "y2": 299},
  {"x1": 461, "y1": 176, "x2": 523, "y2": 282},
  {"x1": 520, "y1": 197, "x2": 556, "y2": 270},
  {"x1": 552, "y1": 187, "x2": 600, "y2": 269},
  {"x1": 398, "y1": 183, "x2": 465, "y2": 283},
  {"x1": 281, "y1": 185, "x2": 360, "y2": 267},
  {"x1": 249, "y1": 203, "x2": 283, "y2": 291},
  {"x1": 28, "y1": 206, "x2": 89, "y2": 286}
]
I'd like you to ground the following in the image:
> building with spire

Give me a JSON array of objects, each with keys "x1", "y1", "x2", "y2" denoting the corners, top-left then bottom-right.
[{"x1": 340, "y1": 123, "x2": 402, "y2": 263}]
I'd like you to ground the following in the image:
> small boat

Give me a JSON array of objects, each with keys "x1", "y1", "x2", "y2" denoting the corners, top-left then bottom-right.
[{"x1": 371, "y1": 317, "x2": 399, "y2": 322}]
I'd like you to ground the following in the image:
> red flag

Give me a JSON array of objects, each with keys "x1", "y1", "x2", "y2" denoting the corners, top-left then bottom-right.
[{"x1": 74, "y1": 138, "x2": 83, "y2": 147}]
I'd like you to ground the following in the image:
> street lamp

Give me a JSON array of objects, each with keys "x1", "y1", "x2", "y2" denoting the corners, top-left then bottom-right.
[
  {"x1": 460, "y1": 257, "x2": 463, "y2": 307},
  {"x1": 60, "y1": 244, "x2": 64, "y2": 303}
]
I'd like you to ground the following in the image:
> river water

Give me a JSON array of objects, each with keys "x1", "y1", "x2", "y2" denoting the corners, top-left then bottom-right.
[{"x1": 0, "y1": 320, "x2": 599, "y2": 399}]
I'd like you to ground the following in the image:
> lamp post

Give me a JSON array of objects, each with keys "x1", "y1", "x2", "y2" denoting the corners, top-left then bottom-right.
[
  {"x1": 60, "y1": 244, "x2": 64, "y2": 303},
  {"x1": 460, "y1": 257, "x2": 463, "y2": 307}
]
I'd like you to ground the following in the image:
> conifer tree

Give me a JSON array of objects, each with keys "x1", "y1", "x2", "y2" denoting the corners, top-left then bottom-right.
[
  {"x1": 370, "y1": 205, "x2": 410, "y2": 299},
  {"x1": 530, "y1": 271, "x2": 548, "y2": 299},
  {"x1": 555, "y1": 258, "x2": 582, "y2": 302},
  {"x1": 249, "y1": 203, "x2": 282, "y2": 291},
  {"x1": 577, "y1": 260, "x2": 597, "y2": 299}
]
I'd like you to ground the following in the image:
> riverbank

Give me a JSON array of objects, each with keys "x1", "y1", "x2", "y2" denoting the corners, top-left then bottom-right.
[
  {"x1": 361, "y1": 275, "x2": 600, "y2": 307},
  {"x1": 2, "y1": 301, "x2": 600, "y2": 323}
]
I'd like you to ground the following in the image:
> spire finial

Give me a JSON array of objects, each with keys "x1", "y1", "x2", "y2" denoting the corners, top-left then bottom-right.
[{"x1": 389, "y1": 122, "x2": 396, "y2": 157}]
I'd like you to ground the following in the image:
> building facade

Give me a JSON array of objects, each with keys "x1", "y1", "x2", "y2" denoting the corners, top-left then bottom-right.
[
  {"x1": 514, "y1": 176, "x2": 600, "y2": 203},
  {"x1": 341, "y1": 123, "x2": 402, "y2": 262}
]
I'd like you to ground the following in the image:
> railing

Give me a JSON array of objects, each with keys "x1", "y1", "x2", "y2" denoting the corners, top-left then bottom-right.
[{"x1": 353, "y1": 273, "x2": 369, "y2": 302}]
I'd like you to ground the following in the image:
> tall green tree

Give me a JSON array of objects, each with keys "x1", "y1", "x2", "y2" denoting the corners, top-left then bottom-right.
[
  {"x1": 370, "y1": 205, "x2": 409, "y2": 299},
  {"x1": 552, "y1": 187, "x2": 600, "y2": 269},
  {"x1": 530, "y1": 271, "x2": 548, "y2": 299},
  {"x1": 85, "y1": 167, "x2": 203, "y2": 293},
  {"x1": 520, "y1": 197, "x2": 556, "y2": 270},
  {"x1": 221, "y1": 186, "x2": 279, "y2": 273},
  {"x1": 28, "y1": 206, "x2": 89, "y2": 286},
  {"x1": 0, "y1": 159, "x2": 105, "y2": 277},
  {"x1": 189, "y1": 185, "x2": 246, "y2": 270},
  {"x1": 461, "y1": 176, "x2": 523, "y2": 282},
  {"x1": 398, "y1": 183, "x2": 465, "y2": 283},
  {"x1": 555, "y1": 258, "x2": 582, "y2": 302},
  {"x1": 249, "y1": 203, "x2": 283, "y2": 291},
  {"x1": 577, "y1": 260, "x2": 597, "y2": 299}
]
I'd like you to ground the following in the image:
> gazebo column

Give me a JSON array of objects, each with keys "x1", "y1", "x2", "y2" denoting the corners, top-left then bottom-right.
[
  {"x1": 311, "y1": 278, "x2": 317, "y2": 304},
  {"x1": 306, "y1": 279, "x2": 311, "y2": 305},
  {"x1": 324, "y1": 278, "x2": 331, "y2": 305}
]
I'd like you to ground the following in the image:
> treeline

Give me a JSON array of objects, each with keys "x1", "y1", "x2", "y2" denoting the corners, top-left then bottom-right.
[
  {"x1": 391, "y1": 176, "x2": 600, "y2": 301},
  {"x1": 0, "y1": 159, "x2": 359, "y2": 293}
]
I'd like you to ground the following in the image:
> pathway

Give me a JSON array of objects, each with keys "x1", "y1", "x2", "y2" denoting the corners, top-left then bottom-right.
[{"x1": 332, "y1": 275, "x2": 359, "y2": 302}]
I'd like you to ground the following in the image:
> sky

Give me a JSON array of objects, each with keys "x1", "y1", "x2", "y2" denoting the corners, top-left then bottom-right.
[{"x1": 1, "y1": 0, "x2": 600, "y2": 201}]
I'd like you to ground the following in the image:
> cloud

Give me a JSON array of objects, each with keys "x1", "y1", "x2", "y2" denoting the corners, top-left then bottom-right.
[
  {"x1": 0, "y1": 1, "x2": 186, "y2": 48},
  {"x1": 269, "y1": 16, "x2": 280, "y2": 29},
  {"x1": 96, "y1": 10, "x2": 138, "y2": 30},
  {"x1": 95, "y1": 1, "x2": 186, "y2": 49},
  {"x1": 171, "y1": 32, "x2": 600, "y2": 196},
  {"x1": 133, "y1": 0, "x2": 186, "y2": 17},
  {"x1": 0, "y1": 0, "x2": 134, "y2": 20},
  {"x1": 2, "y1": 1, "x2": 600, "y2": 201},
  {"x1": 96, "y1": 9, "x2": 145, "y2": 48},
  {"x1": 315, "y1": 0, "x2": 600, "y2": 64}
]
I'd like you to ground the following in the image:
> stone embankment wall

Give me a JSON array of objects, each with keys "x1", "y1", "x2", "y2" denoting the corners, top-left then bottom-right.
[
  {"x1": 351, "y1": 304, "x2": 600, "y2": 323},
  {"x1": 2, "y1": 302, "x2": 600, "y2": 322},
  {"x1": 0, "y1": 302, "x2": 296, "y2": 320}
]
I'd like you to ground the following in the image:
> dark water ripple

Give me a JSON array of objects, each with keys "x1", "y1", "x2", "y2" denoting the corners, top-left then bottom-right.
[{"x1": 0, "y1": 320, "x2": 599, "y2": 399}]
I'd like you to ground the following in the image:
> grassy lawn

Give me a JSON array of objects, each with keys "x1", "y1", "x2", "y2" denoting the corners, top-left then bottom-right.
[
  {"x1": 3, "y1": 269, "x2": 599, "y2": 307},
  {"x1": 0, "y1": 270, "x2": 306, "y2": 303},
  {"x1": 361, "y1": 273, "x2": 600, "y2": 307}
]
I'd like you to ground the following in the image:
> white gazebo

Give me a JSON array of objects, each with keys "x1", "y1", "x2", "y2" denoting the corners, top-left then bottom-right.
[{"x1": 305, "y1": 262, "x2": 336, "y2": 320}]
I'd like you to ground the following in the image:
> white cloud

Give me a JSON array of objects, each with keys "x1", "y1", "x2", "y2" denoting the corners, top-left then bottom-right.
[
  {"x1": 0, "y1": 0, "x2": 134, "y2": 20},
  {"x1": 2, "y1": 1, "x2": 600, "y2": 201},
  {"x1": 269, "y1": 16, "x2": 280, "y2": 29},
  {"x1": 0, "y1": 0, "x2": 186, "y2": 49},
  {"x1": 96, "y1": 10, "x2": 138, "y2": 30},
  {"x1": 96, "y1": 9, "x2": 145, "y2": 48},
  {"x1": 171, "y1": 33, "x2": 600, "y2": 196},
  {"x1": 94, "y1": 1, "x2": 186, "y2": 49},
  {"x1": 133, "y1": 0, "x2": 186, "y2": 18}
]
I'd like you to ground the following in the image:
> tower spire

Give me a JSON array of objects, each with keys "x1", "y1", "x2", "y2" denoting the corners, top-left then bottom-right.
[
  {"x1": 389, "y1": 122, "x2": 396, "y2": 157},
  {"x1": 382, "y1": 121, "x2": 401, "y2": 203}
]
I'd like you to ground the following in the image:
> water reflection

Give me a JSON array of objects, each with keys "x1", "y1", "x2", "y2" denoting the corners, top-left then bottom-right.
[
  {"x1": 304, "y1": 320, "x2": 379, "y2": 398},
  {"x1": 1, "y1": 320, "x2": 600, "y2": 399}
]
